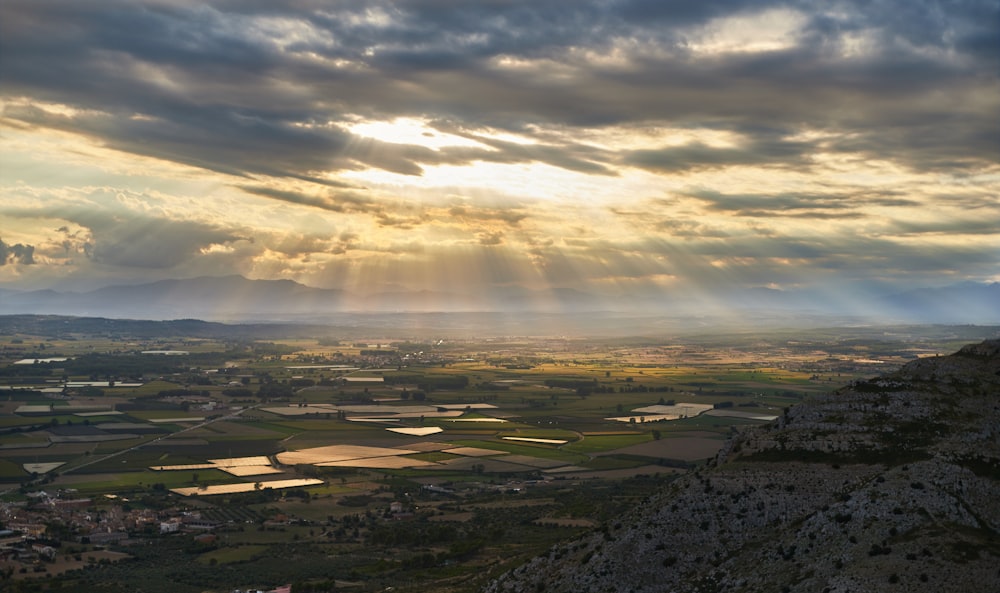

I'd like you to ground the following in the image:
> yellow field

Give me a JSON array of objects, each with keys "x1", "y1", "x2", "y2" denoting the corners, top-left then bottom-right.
[
  {"x1": 316, "y1": 456, "x2": 438, "y2": 469},
  {"x1": 220, "y1": 466, "x2": 284, "y2": 476},
  {"x1": 501, "y1": 436, "x2": 568, "y2": 444},
  {"x1": 387, "y1": 426, "x2": 443, "y2": 436},
  {"x1": 171, "y1": 478, "x2": 323, "y2": 496},
  {"x1": 207, "y1": 455, "x2": 273, "y2": 466},
  {"x1": 442, "y1": 446, "x2": 508, "y2": 457},
  {"x1": 275, "y1": 444, "x2": 419, "y2": 465}
]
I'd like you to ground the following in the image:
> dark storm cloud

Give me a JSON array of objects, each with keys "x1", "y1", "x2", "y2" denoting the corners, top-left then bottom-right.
[
  {"x1": 2, "y1": 0, "x2": 996, "y2": 182},
  {"x1": 601, "y1": 230, "x2": 1000, "y2": 288},
  {"x1": 238, "y1": 185, "x2": 380, "y2": 214},
  {"x1": 4, "y1": 196, "x2": 249, "y2": 270},
  {"x1": 689, "y1": 233, "x2": 999, "y2": 277},
  {"x1": 623, "y1": 136, "x2": 814, "y2": 173},
  {"x1": 444, "y1": 138, "x2": 617, "y2": 176},
  {"x1": 686, "y1": 188, "x2": 921, "y2": 218},
  {"x1": 0, "y1": 238, "x2": 36, "y2": 265},
  {"x1": 890, "y1": 218, "x2": 1000, "y2": 237},
  {"x1": 85, "y1": 219, "x2": 246, "y2": 268}
]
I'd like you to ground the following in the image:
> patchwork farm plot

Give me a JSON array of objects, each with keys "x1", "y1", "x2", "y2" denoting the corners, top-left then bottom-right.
[
  {"x1": 2, "y1": 318, "x2": 987, "y2": 593},
  {"x1": 0, "y1": 338, "x2": 813, "y2": 501}
]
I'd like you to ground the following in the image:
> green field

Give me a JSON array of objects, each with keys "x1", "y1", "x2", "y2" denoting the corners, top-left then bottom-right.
[
  {"x1": 563, "y1": 433, "x2": 651, "y2": 454},
  {"x1": 2, "y1": 320, "x2": 995, "y2": 593}
]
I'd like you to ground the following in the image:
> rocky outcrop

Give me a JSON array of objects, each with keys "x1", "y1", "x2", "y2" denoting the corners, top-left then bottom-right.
[{"x1": 485, "y1": 340, "x2": 1000, "y2": 593}]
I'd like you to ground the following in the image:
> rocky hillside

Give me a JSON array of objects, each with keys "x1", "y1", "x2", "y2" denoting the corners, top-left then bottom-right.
[{"x1": 485, "y1": 341, "x2": 1000, "y2": 593}]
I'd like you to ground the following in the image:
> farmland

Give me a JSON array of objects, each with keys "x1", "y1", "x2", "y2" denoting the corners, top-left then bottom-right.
[{"x1": 0, "y1": 316, "x2": 997, "y2": 592}]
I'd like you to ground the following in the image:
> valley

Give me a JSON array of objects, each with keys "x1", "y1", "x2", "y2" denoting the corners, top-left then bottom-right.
[{"x1": 0, "y1": 317, "x2": 996, "y2": 592}]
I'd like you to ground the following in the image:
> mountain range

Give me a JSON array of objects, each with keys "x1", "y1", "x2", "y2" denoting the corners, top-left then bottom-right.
[{"x1": 0, "y1": 275, "x2": 997, "y2": 325}]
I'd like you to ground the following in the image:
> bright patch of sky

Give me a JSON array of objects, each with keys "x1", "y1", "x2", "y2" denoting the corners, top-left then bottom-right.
[
  {"x1": 346, "y1": 118, "x2": 488, "y2": 150},
  {"x1": 686, "y1": 8, "x2": 807, "y2": 54}
]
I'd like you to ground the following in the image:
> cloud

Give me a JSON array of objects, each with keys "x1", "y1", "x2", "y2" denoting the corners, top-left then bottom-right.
[
  {"x1": 87, "y1": 218, "x2": 246, "y2": 269},
  {"x1": 447, "y1": 204, "x2": 528, "y2": 226},
  {"x1": 609, "y1": 205, "x2": 731, "y2": 238},
  {"x1": 1, "y1": 0, "x2": 998, "y2": 300},
  {"x1": 238, "y1": 185, "x2": 379, "y2": 214},
  {"x1": 889, "y1": 218, "x2": 1000, "y2": 237},
  {"x1": 623, "y1": 136, "x2": 813, "y2": 173},
  {"x1": 0, "y1": 238, "x2": 35, "y2": 265},
  {"x1": 445, "y1": 137, "x2": 617, "y2": 176},
  {"x1": 2, "y1": 188, "x2": 252, "y2": 271},
  {"x1": 683, "y1": 187, "x2": 925, "y2": 219},
  {"x1": 477, "y1": 231, "x2": 504, "y2": 246},
  {"x1": 2, "y1": 0, "x2": 995, "y2": 183}
]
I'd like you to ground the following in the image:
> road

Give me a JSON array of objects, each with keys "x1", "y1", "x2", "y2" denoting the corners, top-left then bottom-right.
[{"x1": 0, "y1": 404, "x2": 260, "y2": 495}]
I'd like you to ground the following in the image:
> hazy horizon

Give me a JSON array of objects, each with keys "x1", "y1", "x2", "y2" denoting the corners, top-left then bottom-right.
[
  {"x1": 1, "y1": 274, "x2": 998, "y2": 331},
  {"x1": 2, "y1": 1, "x2": 998, "y2": 316}
]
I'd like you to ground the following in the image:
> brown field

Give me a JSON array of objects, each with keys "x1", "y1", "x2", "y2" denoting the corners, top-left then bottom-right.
[
  {"x1": 633, "y1": 403, "x2": 715, "y2": 415},
  {"x1": 206, "y1": 455, "x2": 273, "y2": 466},
  {"x1": 316, "y1": 456, "x2": 438, "y2": 469},
  {"x1": 399, "y1": 441, "x2": 455, "y2": 452},
  {"x1": 220, "y1": 465, "x2": 285, "y2": 476},
  {"x1": 171, "y1": 478, "x2": 323, "y2": 496},
  {"x1": 386, "y1": 426, "x2": 444, "y2": 436},
  {"x1": 150, "y1": 463, "x2": 218, "y2": 471},
  {"x1": 22, "y1": 462, "x2": 64, "y2": 474},
  {"x1": 275, "y1": 444, "x2": 419, "y2": 465}
]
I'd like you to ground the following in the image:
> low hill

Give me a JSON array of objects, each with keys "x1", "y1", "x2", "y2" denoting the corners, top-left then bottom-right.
[{"x1": 486, "y1": 341, "x2": 1000, "y2": 592}]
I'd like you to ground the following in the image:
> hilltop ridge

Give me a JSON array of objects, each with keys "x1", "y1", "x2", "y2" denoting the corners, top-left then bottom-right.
[{"x1": 485, "y1": 340, "x2": 1000, "y2": 592}]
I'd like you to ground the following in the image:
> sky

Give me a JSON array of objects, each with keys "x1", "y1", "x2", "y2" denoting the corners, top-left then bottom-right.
[{"x1": 1, "y1": 0, "x2": 998, "y2": 312}]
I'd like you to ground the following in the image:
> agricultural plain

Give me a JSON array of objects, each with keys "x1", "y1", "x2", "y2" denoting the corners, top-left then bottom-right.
[{"x1": 1, "y1": 317, "x2": 996, "y2": 592}]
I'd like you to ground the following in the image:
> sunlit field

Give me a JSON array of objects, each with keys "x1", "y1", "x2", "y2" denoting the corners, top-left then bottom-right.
[{"x1": 1, "y1": 323, "x2": 997, "y2": 592}]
